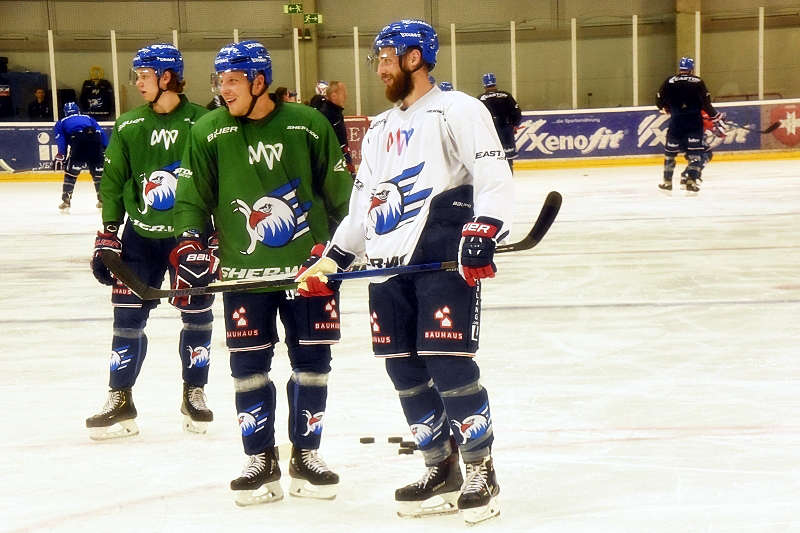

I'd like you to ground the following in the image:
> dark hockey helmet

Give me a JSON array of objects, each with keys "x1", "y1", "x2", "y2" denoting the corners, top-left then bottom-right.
[
  {"x1": 482, "y1": 72, "x2": 496, "y2": 88},
  {"x1": 370, "y1": 19, "x2": 439, "y2": 71},
  {"x1": 679, "y1": 56, "x2": 694, "y2": 72},
  {"x1": 63, "y1": 101, "x2": 79, "y2": 117},
  {"x1": 214, "y1": 40, "x2": 272, "y2": 85},
  {"x1": 132, "y1": 43, "x2": 184, "y2": 81}
]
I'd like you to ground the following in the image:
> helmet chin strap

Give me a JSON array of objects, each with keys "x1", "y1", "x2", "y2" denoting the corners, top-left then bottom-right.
[
  {"x1": 245, "y1": 77, "x2": 268, "y2": 118},
  {"x1": 150, "y1": 72, "x2": 167, "y2": 108}
]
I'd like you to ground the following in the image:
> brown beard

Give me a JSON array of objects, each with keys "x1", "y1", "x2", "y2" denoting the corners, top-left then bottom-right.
[{"x1": 384, "y1": 68, "x2": 413, "y2": 103}]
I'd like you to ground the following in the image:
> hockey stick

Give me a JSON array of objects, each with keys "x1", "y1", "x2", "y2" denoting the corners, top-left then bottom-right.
[
  {"x1": 102, "y1": 190, "x2": 562, "y2": 300},
  {"x1": 725, "y1": 120, "x2": 780, "y2": 134}
]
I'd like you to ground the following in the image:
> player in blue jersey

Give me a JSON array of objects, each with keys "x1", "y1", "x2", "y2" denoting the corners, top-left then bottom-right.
[{"x1": 53, "y1": 102, "x2": 108, "y2": 212}]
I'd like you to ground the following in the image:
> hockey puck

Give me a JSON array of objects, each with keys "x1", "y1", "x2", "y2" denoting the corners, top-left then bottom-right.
[
  {"x1": 359, "y1": 436, "x2": 375, "y2": 444},
  {"x1": 398, "y1": 447, "x2": 414, "y2": 455},
  {"x1": 399, "y1": 440, "x2": 417, "y2": 449},
  {"x1": 387, "y1": 436, "x2": 403, "y2": 443}
]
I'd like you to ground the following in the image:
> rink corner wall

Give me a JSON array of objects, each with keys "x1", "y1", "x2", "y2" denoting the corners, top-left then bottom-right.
[{"x1": 2, "y1": 99, "x2": 799, "y2": 181}]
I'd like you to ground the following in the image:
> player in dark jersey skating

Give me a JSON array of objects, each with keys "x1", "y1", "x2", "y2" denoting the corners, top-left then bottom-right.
[
  {"x1": 656, "y1": 56, "x2": 723, "y2": 194},
  {"x1": 478, "y1": 73, "x2": 522, "y2": 173}
]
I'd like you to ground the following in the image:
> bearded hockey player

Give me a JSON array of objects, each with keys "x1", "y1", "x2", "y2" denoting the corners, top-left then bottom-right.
[{"x1": 296, "y1": 19, "x2": 512, "y2": 525}]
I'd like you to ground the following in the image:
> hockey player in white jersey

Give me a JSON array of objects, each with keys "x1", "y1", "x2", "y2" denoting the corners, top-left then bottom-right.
[{"x1": 296, "y1": 19, "x2": 512, "y2": 525}]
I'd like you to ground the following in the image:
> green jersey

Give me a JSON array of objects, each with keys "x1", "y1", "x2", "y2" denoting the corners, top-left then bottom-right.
[
  {"x1": 100, "y1": 95, "x2": 208, "y2": 238},
  {"x1": 174, "y1": 101, "x2": 352, "y2": 284}
]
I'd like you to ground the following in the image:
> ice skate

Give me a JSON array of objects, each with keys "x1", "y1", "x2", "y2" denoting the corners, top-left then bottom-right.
[
  {"x1": 288, "y1": 446, "x2": 339, "y2": 499},
  {"x1": 685, "y1": 178, "x2": 700, "y2": 194},
  {"x1": 230, "y1": 447, "x2": 283, "y2": 506},
  {"x1": 180, "y1": 383, "x2": 213, "y2": 434},
  {"x1": 658, "y1": 180, "x2": 672, "y2": 195},
  {"x1": 86, "y1": 389, "x2": 139, "y2": 440},
  {"x1": 458, "y1": 456, "x2": 500, "y2": 526},
  {"x1": 58, "y1": 193, "x2": 71, "y2": 213},
  {"x1": 395, "y1": 444, "x2": 463, "y2": 518}
]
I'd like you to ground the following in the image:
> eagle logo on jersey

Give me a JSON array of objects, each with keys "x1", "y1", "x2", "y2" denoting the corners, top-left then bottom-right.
[
  {"x1": 451, "y1": 402, "x2": 491, "y2": 444},
  {"x1": 301, "y1": 409, "x2": 325, "y2": 436},
  {"x1": 138, "y1": 161, "x2": 179, "y2": 214},
  {"x1": 231, "y1": 178, "x2": 312, "y2": 254},
  {"x1": 366, "y1": 162, "x2": 432, "y2": 239},
  {"x1": 186, "y1": 344, "x2": 210, "y2": 369}
]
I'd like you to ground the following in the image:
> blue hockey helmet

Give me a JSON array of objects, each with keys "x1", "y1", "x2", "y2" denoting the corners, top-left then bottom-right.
[
  {"x1": 132, "y1": 43, "x2": 184, "y2": 81},
  {"x1": 371, "y1": 19, "x2": 439, "y2": 71},
  {"x1": 482, "y1": 72, "x2": 497, "y2": 88},
  {"x1": 63, "y1": 101, "x2": 79, "y2": 117},
  {"x1": 678, "y1": 56, "x2": 694, "y2": 71},
  {"x1": 214, "y1": 40, "x2": 272, "y2": 85},
  {"x1": 438, "y1": 81, "x2": 453, "y2": 91}
]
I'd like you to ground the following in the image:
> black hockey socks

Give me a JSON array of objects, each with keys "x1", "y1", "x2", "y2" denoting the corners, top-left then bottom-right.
[
  {"x1": 179, "y1": 318, "x2": 212, "y2": 385},
  {"x1": 108, "y1": 331, "x2": 148, "y2": 390},
  {"x1": 234, "y1": 374, "x2": 277, "y2": 455},
  {"x1": 287, "y1": 371, "x2": 329, "y2": 450},
  {"x1": 439, "y1": 379, "x2": 494, "y2": 463}
]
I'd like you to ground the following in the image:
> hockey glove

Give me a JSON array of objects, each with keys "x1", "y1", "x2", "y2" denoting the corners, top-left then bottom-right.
[
  {"x1": 458, "y1": 216, "x2": 503, "y2": 287},
  {"x1": 53, "y1": 153, "x2": 65, "y2": 171},
  {"x1": 91, "y1": 223, "x2": 122, "y2": 286},
  {"x1": 295, "y1": 243, "x2": 355, "y2": 297},
  {"x1": 711, "y1": 112, "x2": 728, "y2": 138},
  {"x1": 168, "y1": 236, "x2": 215, "y2": 311}
]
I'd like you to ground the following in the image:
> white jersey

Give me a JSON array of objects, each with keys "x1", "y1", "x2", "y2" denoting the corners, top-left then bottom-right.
[{"x1": 331, "y1": 86, "x2": 514, "y2": 268}]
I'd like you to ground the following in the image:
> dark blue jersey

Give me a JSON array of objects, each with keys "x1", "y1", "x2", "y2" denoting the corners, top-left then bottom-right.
[{"x1": 54, "y1": 114, "x2": 109, "y2": 154}]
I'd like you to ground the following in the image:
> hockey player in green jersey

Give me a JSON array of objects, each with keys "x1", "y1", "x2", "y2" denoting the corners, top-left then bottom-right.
[
  {"x1": 172, "y1": 41, "x2": 352, "y2": 506},
  {"x1": 86, "y1": 43, "x2": 215, "y2": 440}
]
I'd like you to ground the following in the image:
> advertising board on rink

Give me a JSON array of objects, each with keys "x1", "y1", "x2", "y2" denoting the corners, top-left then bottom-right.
[{"x1": 513, "y1": 100, "x2": 800, "y2": 160}]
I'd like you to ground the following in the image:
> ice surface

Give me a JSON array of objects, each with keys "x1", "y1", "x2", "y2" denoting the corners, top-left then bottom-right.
[{"x1": 1, "y1": 159, "x2": 799, "y2": 532}]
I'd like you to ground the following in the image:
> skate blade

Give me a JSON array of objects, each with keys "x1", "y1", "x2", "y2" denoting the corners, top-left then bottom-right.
[
  {"x1": 462, "y1": 495, "x2": 501, "y2": 526},
  {"x1": 59, "y1": 207, "x2": 70, "y2": 214},
  {"x1": 88, "y1": 419, "x2": 139, "y2": 441},
  {"x1": 397, "y1": 492, "x2": 459, "y2": 518},
  {"x1": 182, "y1": 415, "x2": 209, "y2": 434},
  {"x1": 233, "y1": 481, "x2": 284, "y2": 507},
  {"x1": 288, "y1": 477, "x2": 338, "y2": 500},
  {"x1": 685, "y1": 189, "x2": 699, "y2": 196}
]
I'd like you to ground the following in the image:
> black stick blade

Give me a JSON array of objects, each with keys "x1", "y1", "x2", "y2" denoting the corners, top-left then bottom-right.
[{"x1": 496, "y1": 191, "x2": 562, "y2": 253}]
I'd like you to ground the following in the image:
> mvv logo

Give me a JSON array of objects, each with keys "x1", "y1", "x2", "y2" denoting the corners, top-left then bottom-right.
[
  {"x1": 248, "y1": 142, "x2": 283, "y2": 169},
  {"x1": 151, "y1": 129, "x2": 179, "y2": 149}
]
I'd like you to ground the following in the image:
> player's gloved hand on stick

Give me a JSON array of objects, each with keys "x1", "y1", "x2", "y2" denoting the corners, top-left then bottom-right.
[
  {"x1": 91, "y1": 223, "x2": 122, "y2": 286},
  {"x1": 53, "y1": 153, "x2": 65, "y2": 171},
  {"x1": 458, "y1": 216, "x2": 504, "y2": 287},
  {"x1": 168, "y1": 233, "x2": 215, "y2": 310},
  {"x1": 295, "y1": 243, "x2": 355, "y2": 297},
  {"x1": 711, "y1": 111, "x2": 728, "y2": 138}
]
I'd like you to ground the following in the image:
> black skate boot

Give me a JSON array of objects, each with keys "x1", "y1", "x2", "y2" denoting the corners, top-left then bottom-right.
[
  {"x1": 685, "y1": 178, "x2": 700, "y2": 193},
  {"x1": 85, "y1": 388, "x2": 139, "y2": 441},
  {"x1": 658, "y1": 180, "x2": 672, "y2": 193},
  {"x1": 395, "y1": 444, "x2": 463, "y2": 518},
  {"x1": 230, "y1": 446, "x2": 283, "y2": 506},
  {"x1": 457, "y1": 455, "x2": 500, "y2": 525},
  {"x1": 288, "y1": 446, "x2": 339, "y2": 499},
  {"x1": 58, "y1": 192, "x2": 72, "y2": 213},
  {"x1": 180, "y1": 383, "x2": 213, "y2": 434}
]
